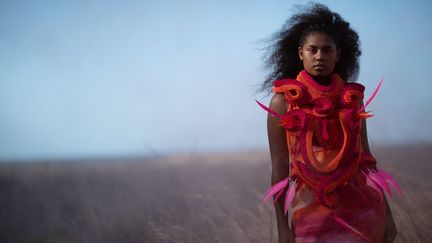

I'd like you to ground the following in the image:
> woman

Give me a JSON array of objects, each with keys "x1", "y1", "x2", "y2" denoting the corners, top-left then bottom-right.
[{"x1": 257, "y1": 3, "x2": 399, "y2": 243}]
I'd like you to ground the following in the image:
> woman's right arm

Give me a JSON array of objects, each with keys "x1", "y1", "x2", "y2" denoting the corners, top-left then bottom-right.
[{"x1": 267, "y1": 93, "x2": 294, "y2": 243}]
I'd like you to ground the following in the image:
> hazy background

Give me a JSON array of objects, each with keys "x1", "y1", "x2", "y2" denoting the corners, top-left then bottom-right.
[{"x1": 1, "y1": 0, "x2": 431, "y2": 161}]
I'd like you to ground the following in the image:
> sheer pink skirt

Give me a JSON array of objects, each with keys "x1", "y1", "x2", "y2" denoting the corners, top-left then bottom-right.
[{"x1": 290, "y1": 172, "x2": 387, "y2": 243}]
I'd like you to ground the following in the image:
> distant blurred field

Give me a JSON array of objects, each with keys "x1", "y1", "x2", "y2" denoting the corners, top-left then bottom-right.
[{"x1": 0, "y1": 144, "x2": 430, "y2": 243}]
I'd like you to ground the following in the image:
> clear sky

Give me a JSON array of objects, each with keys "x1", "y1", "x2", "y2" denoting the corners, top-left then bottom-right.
[{"x1": 1, "y1": 0, "x2": 431, "y2": 160}]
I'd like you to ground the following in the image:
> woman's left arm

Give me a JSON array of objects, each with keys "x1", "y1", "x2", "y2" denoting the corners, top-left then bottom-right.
[{"x1": 359, "y1": 100, "x2": 397, "y2": 242}]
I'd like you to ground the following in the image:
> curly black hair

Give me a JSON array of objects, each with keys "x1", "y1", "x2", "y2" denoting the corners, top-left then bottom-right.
[{"x1": 259, "y1": 3, "x2": 361, "y2": 94}]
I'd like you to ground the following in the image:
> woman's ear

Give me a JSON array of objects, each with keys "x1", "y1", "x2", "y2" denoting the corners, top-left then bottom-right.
[
  {"x1": 336, "y1": 48, "x2": 341, "y2": 62},
  {"x1": 298, "y1": 46, "x2": 304, "y2": 61}
]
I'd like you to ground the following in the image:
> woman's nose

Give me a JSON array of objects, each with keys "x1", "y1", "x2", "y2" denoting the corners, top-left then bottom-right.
[{"x1": 315, "y1": 50, "x2": 324, "y2": 60}]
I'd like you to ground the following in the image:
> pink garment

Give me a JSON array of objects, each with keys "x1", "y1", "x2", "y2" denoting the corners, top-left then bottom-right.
[
  {"x1": 291, "y1": 172, "x2": 387, "y2": 242},
  {"x1": 257, "y1": 71, "x2": 399, "y2": 242}
]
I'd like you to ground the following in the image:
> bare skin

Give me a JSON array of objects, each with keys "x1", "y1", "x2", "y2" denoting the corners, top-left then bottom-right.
[
  {"x1": 267, "y1": 31, "x2": 396, "y2": 242},
  {"x1": 268, "y1": 31, "x2": 340, "y2": 243},
  {"x1": 267, "y1": 93, "x2": 294, "y2": 243},
  {"x1": 298, "y1": 31, "x2": 340, "y2": 85},
  {"x1": 360, "y1": 100, "x2": 397, "y2": 243}
]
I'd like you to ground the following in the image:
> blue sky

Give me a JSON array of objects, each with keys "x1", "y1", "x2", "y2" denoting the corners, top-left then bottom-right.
[{"x1": 1, "y1": 0, "x2": 431, "y2": 160}]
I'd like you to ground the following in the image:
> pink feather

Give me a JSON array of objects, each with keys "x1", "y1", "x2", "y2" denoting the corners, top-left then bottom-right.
[
  {"x1": 255, "y1": 100, "x2": 282, "y2": 118},
  {"x1": 359, "y1": 78, "x2": 383, "y2": 113},
  {"x1": 284, "y1": 182, "x2": 297, "y2": 215},
  {"x1": 262, "y1": 177, "x2": 289, "y2": 205},
  {"x1": 368, "y1": 169, "x2": 392, "y2": 198},
  {"x1": 273, "y1": 188, "x2": 285, "y2": 205},
  {"x1": 263, "y1": 177, "x2": 288, "y2": 195},
  {"x1": 377, "y1": 169, "x2": 403, "y2": 196}
]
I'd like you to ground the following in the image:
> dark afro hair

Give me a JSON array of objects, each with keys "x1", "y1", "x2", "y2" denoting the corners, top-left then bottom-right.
[{"x1": 259, "y1": 3, "x2": 361, "y2": 94}]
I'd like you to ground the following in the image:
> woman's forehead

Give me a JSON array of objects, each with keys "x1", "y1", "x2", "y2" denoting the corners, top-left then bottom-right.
[{"x1": 303, "y1": 32, "x2": 337, "y2": 47}]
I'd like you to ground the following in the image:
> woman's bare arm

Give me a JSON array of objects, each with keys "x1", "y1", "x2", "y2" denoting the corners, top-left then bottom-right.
[
  {"x1": 359, "y1": 100, "x2": 397, "y2": 242},
  {"x1": 267, "y1": 93, "x2": 294, "y2": 243}
]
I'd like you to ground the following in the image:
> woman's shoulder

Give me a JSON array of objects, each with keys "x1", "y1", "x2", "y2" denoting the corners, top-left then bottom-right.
[{"x1": 269, "y1": 93, "x2": 288, "y2": 114}]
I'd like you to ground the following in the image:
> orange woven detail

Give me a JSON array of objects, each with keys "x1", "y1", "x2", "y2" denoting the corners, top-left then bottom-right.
[
  {"x1": 312, "y1": 118, "x2": 341, "y2": 147},
  {"x1": 273, "y1": 84, "x2": 299, "y2": 94},
  {"x1": 311, "y1": 96, "x2": 335, "y2": 118},
  {"x1": 296, "y1": 70, "x2": 344, "y2": 102},
  {"x1": 303, "y1": 110, "x2": 350, "y2": 173},
  {"x1": 278, "y1": 70, "x2": 374, "y2": 206},
  {"x1": 341, "y1": 89, "x2": 364, "y2": 106},
  {"x1": 323, "y1": 113, "x2": 363, "y2": 196}
]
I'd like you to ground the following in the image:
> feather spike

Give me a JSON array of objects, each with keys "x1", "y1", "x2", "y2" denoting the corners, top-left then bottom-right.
[
  {"x1": 255, "y1": 100, "x2": 282, "y2": 118},
  {"x1": 359, "y1": 78, "x2": 383, "y2": 113}
]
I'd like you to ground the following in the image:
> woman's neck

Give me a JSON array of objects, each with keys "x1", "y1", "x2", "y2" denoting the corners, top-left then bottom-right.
[{"x1": 312, "y1": 75, "x2": 332, "y2": 86}]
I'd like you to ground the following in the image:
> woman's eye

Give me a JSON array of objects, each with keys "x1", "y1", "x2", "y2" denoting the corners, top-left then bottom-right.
[
  {"x1": 324, "y1": 48, "x2": 334, "y2": 53},
  {"x1": 308, "y1": 48, "x2": 317, "y2": 53}
]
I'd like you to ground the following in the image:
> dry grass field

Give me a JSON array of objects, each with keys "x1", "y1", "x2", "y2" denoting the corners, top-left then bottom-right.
[{"x1": 0, "y1": 144, "x2": 430, "y2": 243}]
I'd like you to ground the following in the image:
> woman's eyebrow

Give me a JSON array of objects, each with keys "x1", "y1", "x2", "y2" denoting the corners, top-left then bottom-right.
[{"x1": 306, "y1": 44, "x2": 334, "y2": 49}]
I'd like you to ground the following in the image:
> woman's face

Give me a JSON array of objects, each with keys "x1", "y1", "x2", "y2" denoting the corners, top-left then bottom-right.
[{"x1": 298, "y1": 31, "x2": 340, "y2": 78}]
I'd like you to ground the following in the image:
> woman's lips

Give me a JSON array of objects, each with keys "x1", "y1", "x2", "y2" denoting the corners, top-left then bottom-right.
[{"x1": 313, "y1": 65, "x2": 326, "y2": 70}]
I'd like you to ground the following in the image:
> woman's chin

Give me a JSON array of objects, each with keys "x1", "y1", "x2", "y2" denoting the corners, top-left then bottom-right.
[{"x1": 307, "y1": 69, "x2": 332, "y2": 78}]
